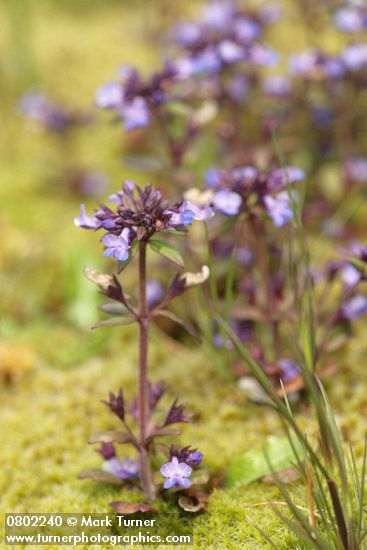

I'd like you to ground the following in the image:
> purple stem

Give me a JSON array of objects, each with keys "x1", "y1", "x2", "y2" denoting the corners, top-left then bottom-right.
[{"x1": 138, "y1": 240, "x2": 156, "y2": 500}]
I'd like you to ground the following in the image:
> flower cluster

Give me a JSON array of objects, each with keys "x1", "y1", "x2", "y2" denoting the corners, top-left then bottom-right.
[
  {"x1": 199, "y1": 165, "x2": 304, "y2": 227},
  {"x1": 171, "y1": 0, "x2": 279, "y2": 79},
  {"x1": 81, "y1": 384, "x2": 203, "y2": 493},
  {"x1": 95, "y1": 63, "x2": 179, "y2": 131},
  {"x1": 74, "y1": 180, "x2": 213, "y2": 261}
]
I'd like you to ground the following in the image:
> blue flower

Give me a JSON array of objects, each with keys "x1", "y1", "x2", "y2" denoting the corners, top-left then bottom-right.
[
  {"x1": 213, "y1": 189, "x2": 242, "y2": 216},
  {"x1": 160, "y1": 456, "x2": 192, "y2": 489},
  {"x1": 264, "y1": 192, "x2": 293, "y2": 227},
  {"x1": 101, "y1": 228, "x2": 131, "y2": 262}
]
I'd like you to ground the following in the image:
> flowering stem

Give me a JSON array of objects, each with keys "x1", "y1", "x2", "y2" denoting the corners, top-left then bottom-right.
[{"x1": 138, "y1": 240, "x2": 155, "y2": 500}]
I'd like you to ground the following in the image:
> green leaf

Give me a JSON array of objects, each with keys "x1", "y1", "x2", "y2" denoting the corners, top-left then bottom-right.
[
  {"x1": 226, "y1": 436, "x2": 301, "y2": 488},
  {"x1": 148, "y1": 239, "x2": 184, "y2": 267},
  {"x1": 154, "y1": 310, "x2": 201, "y2": 342}
]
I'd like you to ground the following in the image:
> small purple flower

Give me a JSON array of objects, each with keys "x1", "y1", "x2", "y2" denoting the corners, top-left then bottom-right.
[
  {"x1": 160, "y1": 456, "x2": 192, "y2": 489},
  {"x1": 341, "y1": 295, "x2": 367, "y2": 321},
  {"x1": 101, "y1": 228, "x2": 131, "y2": 262},
  {"x1": 74, "y1": 204, "x2": 102, "y2": 229},
  {"x1": 103, "y1": 457, "x2": 140, "y2": 480},
  {"x1": 264, "y1": 192, "x2": 293, "y2": 227},
  {"x1": 213, "y1": 189, "x2": 242, "y2": 216},
  {"x1": 121, "y1": 96, "x2": 150, "y2": 131}
]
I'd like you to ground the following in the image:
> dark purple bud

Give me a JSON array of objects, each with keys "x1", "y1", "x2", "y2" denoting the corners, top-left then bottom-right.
[
  {"x1": 170, "y1": 445, "x2": 203, "y2": 467},
  {"x1": 101, "y1": 388, "x2": 125, "y2": 422},
  {"x1": 164, "y1": 400, "x2": 192, "y2": 426},
  {"x1": 97, "y1": 442, "x2": 116, "y2": 460}
]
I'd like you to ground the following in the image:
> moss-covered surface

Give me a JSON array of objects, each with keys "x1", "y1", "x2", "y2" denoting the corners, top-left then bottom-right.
[{"x1": 1, "y1": 1, "x2": 366, "y2": 549}]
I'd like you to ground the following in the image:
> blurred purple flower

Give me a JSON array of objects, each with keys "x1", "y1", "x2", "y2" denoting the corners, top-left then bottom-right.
[
  {"x1": 248, "y1": 43, "x2": 279, "y2": 67},
  {"x1": 342, "y1": 43, "x2": 367, "y2": 71},
  {"x1": 341, "y1": 295, "x2": 367, "y2": 321},
  {"x1": 74, "y1": 204, "x2": 102, "y2": 229},
  {"x1": 103, "y1": 457, "x2": 140, "y2": 480},
  {"x1": 213, "y1": 189, "x2": 242, "y2": 216},
  {"x1": 278, "y1": 359, "x2": 299, "y2": 383},
  {"x1": 95, "y1": 81, "x2": 123, "y2": 109},
  {"x1": 344, "y1": 157, "x2": 367, "y2": 183},
  {"x1": 160, "y1": 456, "x2": 192, "y2": 489},
  {"x1": 334, "y1": 8, "x2": 366, "y2": 33},
  {"x1": 262, "y1": 75, "x2": 290, "y2": 97},
  {"x1": 234, "y1": 17, "x2": 261, "y2": 44},
  {"x1": 20, "y1": 93, "x2": 89, "y2": 133},
  {"x1": 146, "y1": 279, "x2": 164, "y2": 306},
  {"x1": 267, "y1": 166, "x2": 305, "y2": 193},
  {"x1": 264, "y1": 192, "x2": 293, "y2": 227},
  {"x1": 121, "y1": 97, "x2": 150, "y2": 131},
  {"x1": 341, "y1": 264, "x2": 362, "y2": 288}
]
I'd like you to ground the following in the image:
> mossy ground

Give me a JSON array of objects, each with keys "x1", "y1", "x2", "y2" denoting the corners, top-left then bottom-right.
[{"x1": 0, "y1": 2, "x2": 366, "y2": 549}]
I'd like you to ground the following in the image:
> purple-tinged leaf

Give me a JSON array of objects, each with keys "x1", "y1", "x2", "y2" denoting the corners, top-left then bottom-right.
[
  {"x1": 88, "y1": 430, "x2": 131, "y2": 445},
  {"x1": 78, "y1": 469, "x2": 123, "y2": 485}
]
